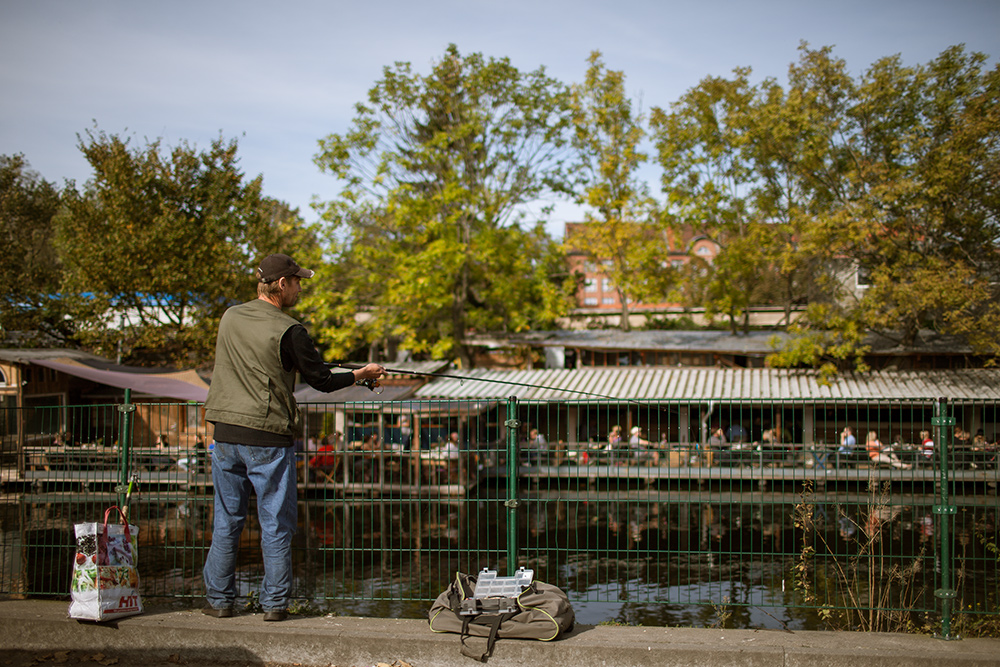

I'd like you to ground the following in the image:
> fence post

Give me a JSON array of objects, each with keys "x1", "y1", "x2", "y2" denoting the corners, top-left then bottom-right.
[
  {"x1": 116, "y1": 388, "x2": 135, "y2": 513},
  {"x1": 504, "y1": 396, "x2": 520, "y2": 575},
  {"x1": 932, "y1": 396, "x2": 957, "y2": 639}
]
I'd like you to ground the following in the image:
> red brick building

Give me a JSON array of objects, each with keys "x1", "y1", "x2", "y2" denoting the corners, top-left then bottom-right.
[{"x1": 564, "y1": 222, "x2": 721, "y2": 311}]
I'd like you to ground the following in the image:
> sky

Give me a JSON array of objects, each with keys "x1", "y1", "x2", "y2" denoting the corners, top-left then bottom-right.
[{"x1": 2, "y1": 0, "x2": 999, "y2": 239}]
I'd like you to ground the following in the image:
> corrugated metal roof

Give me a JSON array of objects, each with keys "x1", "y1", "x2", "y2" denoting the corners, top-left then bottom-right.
[
  {"x1": 469, "y1": 330, "x2": 784, "y2": 353},
  {"x1": 465, "y1": 329, "x2": 972, "y2": 355},
  {"x1": 412, "y1": 367, "x2": 1000, "y2": 402}
]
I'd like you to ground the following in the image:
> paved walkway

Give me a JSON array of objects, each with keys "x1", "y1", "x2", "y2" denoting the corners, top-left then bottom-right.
[{"x1": 1, "y1": 600, "x2": 999, "y2": 667}]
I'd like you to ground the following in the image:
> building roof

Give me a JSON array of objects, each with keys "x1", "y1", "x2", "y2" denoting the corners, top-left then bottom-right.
[
  {"x1": 412, "y1": 367, "x2": 1000, "y2": 403},
  {"x1": 471, "y1": 330, "x2": 783, "y2": 354},
  {"x1": 465, "y1": 329, "x2": 974, "y2": 356},
  {"x1": 0, "y1": 349, "x2": 209, "y2": 402}
]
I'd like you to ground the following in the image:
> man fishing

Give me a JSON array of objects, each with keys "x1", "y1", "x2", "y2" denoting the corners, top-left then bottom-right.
[{"x1": 202, "y1": 253, "x2": 384, "y2": 621}]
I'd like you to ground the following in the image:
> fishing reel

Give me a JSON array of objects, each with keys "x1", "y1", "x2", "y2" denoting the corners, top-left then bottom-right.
[{"x1": 355, "y1": 377, "x2": 384, "y2": 395}]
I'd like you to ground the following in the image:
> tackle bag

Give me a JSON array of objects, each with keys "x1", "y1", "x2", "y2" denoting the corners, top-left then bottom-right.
[
  {"x1": 428, "y1": 569, "x2": 574, "y2": 662},
  {"x1": 68, "y1": 506, "x2": 143, "y2": 622}
]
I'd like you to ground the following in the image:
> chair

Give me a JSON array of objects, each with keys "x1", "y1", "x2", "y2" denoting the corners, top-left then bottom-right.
[{"x1": 309, "y1": 447, "x2": 341, "y2": 485}]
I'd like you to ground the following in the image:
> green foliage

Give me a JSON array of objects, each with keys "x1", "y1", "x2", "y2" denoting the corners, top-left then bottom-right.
[
  {"x1": 57, "y1": 128, "x2": 317, "y2": 366},
  {"x1": 795, "y1": 45, "x2": 1000, "y2": 365},
  {"x1": 567, "y1": 51, "x2": 674, "y2": 331},
  {"x1": 652, "y1": 43, "x2": 1000, "y2": 369},
  {"x1": 709, "y1": 596, "x2": 733, "y2": 629},
  {"x1": 312, "y1": 45, "x2": 576, "y2": 365},
  {"x1": 0, "y1": 154, "x2": 71, "y2": 344},
  {"x1": 7, "y1": 43, "x2": 997, "y2": 373},
  {"x1": 649, "y1": 70, "x2": 795, "y2": 334}
]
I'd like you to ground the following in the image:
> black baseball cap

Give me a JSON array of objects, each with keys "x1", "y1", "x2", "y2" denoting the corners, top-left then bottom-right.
[{"x1": 256, "y1": 254, "x2": 315, "y2": 283}]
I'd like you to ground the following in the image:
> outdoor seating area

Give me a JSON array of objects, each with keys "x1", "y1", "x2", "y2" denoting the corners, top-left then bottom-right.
[
  {"x1": 299, "y1": 438, "x2": 478, "y2": 494},
  {"x1": 535, "y1": 440, "x2": 998, "y2": 474},
  {"x1": 24, "y1": 445, "x2": 180, "y2": 473}
]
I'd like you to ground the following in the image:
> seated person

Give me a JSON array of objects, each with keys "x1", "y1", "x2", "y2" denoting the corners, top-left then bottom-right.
[
  {"x1": 524, "y1": 428, "x2": 548, "y2": 465},
  {"x1": 726, "y1": 424, "x2": 748, "y2": 446},
  {"x1": 761, "y1": 425, "x2": 781, "y2": 446},
  {"x1": 866, "y1": 431, "x2": 911, "y2": 470},
  {"x1": 708, "y1": 427, "x2": 727, "y2": 449},
  {"x1": 838, "y1": 427, "x2": 857, "y2": 455},
  {"x1": 427, "y1": 432, "x2": 461, "y2": 483},
  {"x1": 629, "y1": 427, "x2": 658, "y2": 466},
  {"x1": 702, "y1": 427, "x2": 727, "y2": 467},
  {"x1": 920, "y1": 430, "x2": 934, "y2": 461},
  {"x1": 309, "y1": 432, "x2": 342, "y2": 480},
  {"x1": 602, "y1": 425, "x2": 625, "y2": 464},
  {"x1": 971, "y1": 430, "x2": 988, "y2": 450}
]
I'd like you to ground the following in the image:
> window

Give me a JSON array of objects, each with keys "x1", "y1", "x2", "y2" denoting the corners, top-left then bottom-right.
[
  {"x1": 602, "y1": 297, "x2": 615, "y2": 305},
  {"x1": 0, "y1": 395, "x2": 16, "y2": 436},
  {"x1": 856, "y1": 264, "x2": 872, "y2": 288},
  {"x1": 584, "y1": 278, "x2": 597, "y2": 293},
  {"x1": 583, "y1": 297, "x2": 598, "y2": 306}
]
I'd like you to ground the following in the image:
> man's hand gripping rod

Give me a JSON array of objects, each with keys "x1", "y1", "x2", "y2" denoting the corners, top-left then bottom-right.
[{"x1": 334, "y1": 362, "x2": 387, "y2": 394}]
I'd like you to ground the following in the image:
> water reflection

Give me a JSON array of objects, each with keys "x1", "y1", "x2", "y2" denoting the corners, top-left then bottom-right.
[{"x1": 11, "y1": 490, "x2": 995, "y2": 629}]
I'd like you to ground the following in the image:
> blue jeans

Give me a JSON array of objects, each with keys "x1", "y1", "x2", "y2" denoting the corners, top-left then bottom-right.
[{"x1": 203, "y1": 442, "x2": 297, "y2": 611}]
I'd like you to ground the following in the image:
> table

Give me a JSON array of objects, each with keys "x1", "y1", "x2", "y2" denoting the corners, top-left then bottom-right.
[
  {"x1": 807, "y1": 447, "x2": 832, "y2": 470},
  {"x1": 23, "y1": 446, "x2": 178, "y2": 473}
]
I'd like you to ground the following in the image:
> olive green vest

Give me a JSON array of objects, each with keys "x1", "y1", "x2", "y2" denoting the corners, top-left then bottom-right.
[{"x1": 204, "y1": 299, "x2": 300, "y2": 437}]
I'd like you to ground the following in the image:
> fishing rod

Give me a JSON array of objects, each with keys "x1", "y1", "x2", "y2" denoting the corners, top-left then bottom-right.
[{"x1": 328, "y1": 362, "x2": 648, "y2": 406}]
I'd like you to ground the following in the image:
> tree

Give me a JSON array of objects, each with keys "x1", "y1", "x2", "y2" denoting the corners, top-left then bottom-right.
[
  {"x1": 653, "y1": 44, "x2": 1000, "y2": 368},
  {"x1": 766, "y1": 45, "x2": 1000, "y2": 370},
  {"x1": 650, "y1": 70, "x2": 789, "y2": 333},
  {"x1": 57, "y1": 128, "x2": 317, "y2": 367},
  {"x1": 0, "y1": 154, "x2": 70, "y2": 344},
  {"x1": 567, "y1": 51, "x2": 672, "y2": 331},
  {"x1": 312, "y1": 45, "x2": 576, "y2": 366}
]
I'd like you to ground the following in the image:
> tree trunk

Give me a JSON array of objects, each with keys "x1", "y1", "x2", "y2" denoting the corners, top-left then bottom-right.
[{"x1": 617, "y1": 287, "x2": 632, "y2": 332}]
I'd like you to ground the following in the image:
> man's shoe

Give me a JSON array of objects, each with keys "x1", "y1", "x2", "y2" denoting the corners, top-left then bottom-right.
[
  {"x1": 263, "y1": 610, "x2": 288, "y2": 622},
  {"x1": 202, "y1": 606, "x2": 234, "y2": 618}
]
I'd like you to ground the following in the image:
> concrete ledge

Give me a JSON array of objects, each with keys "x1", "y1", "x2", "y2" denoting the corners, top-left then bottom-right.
[{"x1": 1, "y1": 600, "x2": 999, "y2": 667}]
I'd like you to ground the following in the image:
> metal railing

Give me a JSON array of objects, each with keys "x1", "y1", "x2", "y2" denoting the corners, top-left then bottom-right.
[{"x1": 1, "y1": 393, "x2": 998, "y2": 635}]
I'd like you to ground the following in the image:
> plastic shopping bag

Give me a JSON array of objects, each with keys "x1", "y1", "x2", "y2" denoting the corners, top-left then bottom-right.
[{"x1": 68, "y1": 506, "x2": 143, "y2": 621}]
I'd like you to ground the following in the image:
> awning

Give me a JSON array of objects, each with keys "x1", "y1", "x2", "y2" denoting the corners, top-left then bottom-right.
[{"x1": 34, "y1": 357, "x2": 209, "y2": 402}]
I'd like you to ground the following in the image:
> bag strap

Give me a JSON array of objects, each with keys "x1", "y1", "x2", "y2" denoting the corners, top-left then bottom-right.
[
  {"x1": 446, "y1": 571, "x2": 476, "y2": 611},
  {"x1": 460, "y1": 613, "x2": 509, "y2": 663},
  {"x1": 103, "y1": 506, "x2": 131, "y2": 538}
]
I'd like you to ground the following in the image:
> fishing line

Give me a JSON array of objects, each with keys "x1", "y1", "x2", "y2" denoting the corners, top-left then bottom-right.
[{"x1": 328, "y1": 362, "x2": 651, "y2": 407}]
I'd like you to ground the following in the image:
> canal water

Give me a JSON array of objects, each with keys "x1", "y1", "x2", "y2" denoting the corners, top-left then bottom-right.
[{"x1": 110, "y1": 487, "x2": 998, "y2": 630}]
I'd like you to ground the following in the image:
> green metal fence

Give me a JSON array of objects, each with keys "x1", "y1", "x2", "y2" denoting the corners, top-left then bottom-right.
[{"x1": 1, "y1": 393, "x2": 998, "y2": 635}]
